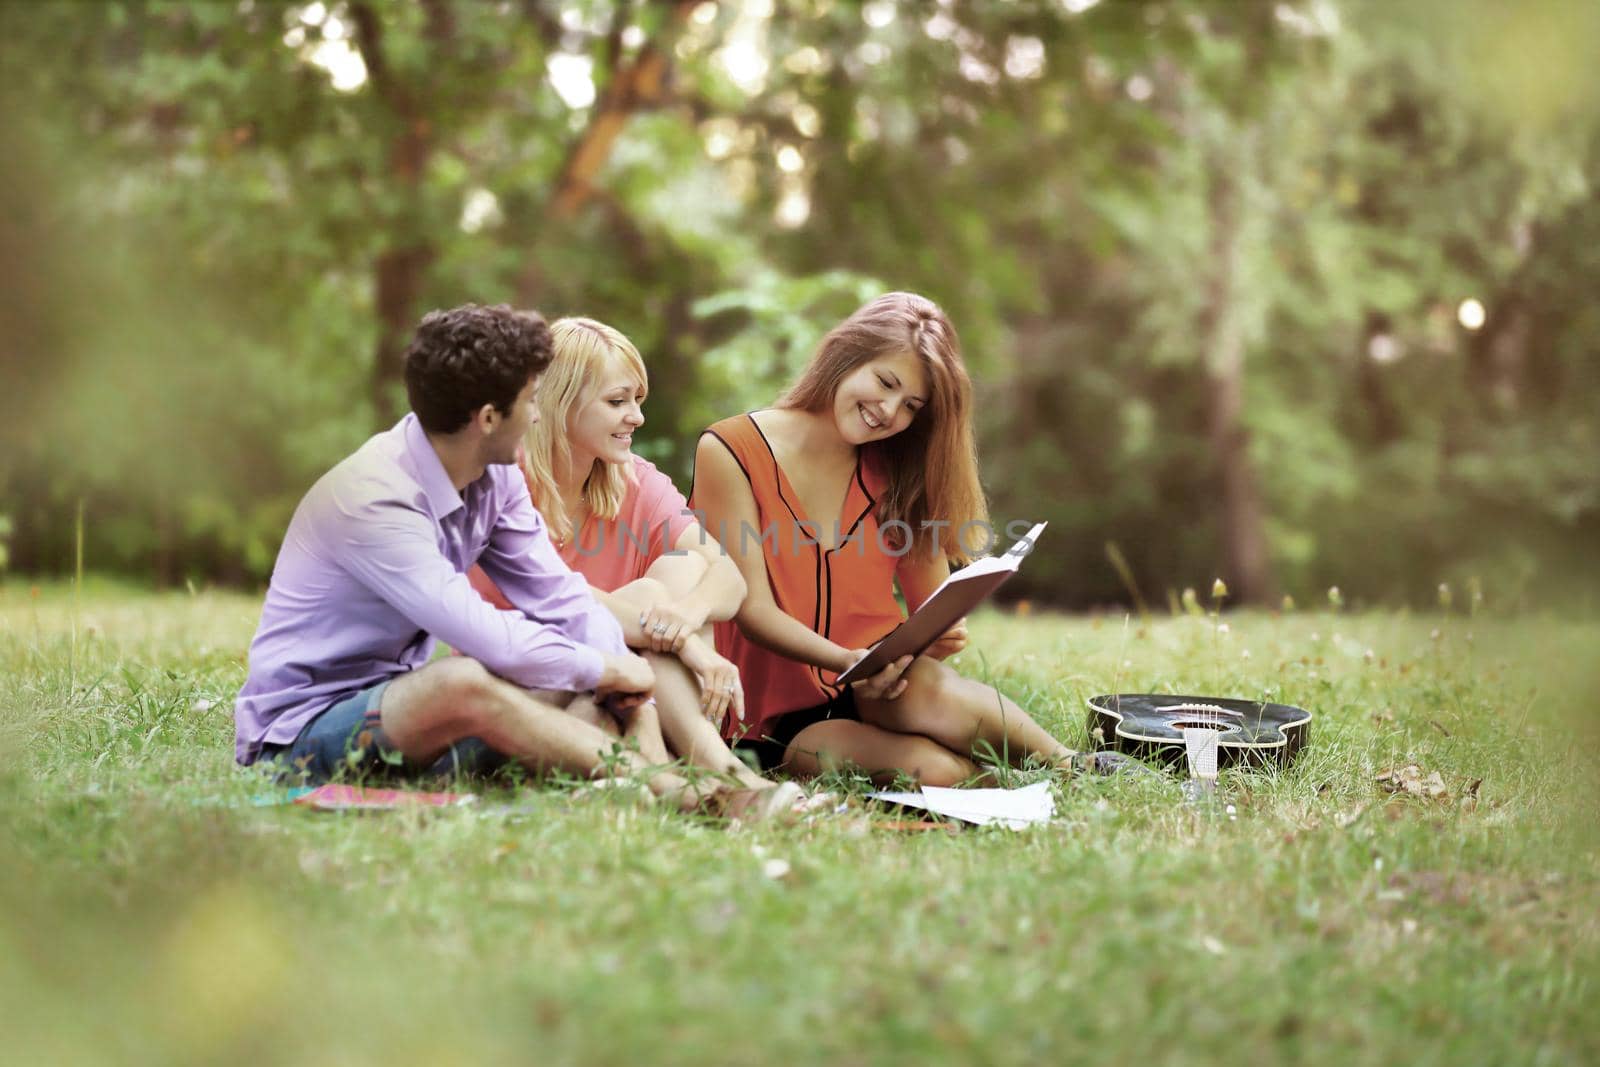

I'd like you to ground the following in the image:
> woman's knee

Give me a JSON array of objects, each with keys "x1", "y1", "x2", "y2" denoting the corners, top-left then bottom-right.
[
  {"x1": 859, "y1": 660, "x2": 960, "y2": 734},
  {"x1": 641, "y1": 648, "x2": 678, "y2": 671}
]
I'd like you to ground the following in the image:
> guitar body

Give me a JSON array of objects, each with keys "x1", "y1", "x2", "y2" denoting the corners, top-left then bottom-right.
[{"x1": 1085, "y1": 694, "x2": 1312, "y2": 769}]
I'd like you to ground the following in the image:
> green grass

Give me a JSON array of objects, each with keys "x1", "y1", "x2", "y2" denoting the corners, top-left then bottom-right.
[{"x1": 2, "y1": 579, "x2": 1597, "y2": 1065}]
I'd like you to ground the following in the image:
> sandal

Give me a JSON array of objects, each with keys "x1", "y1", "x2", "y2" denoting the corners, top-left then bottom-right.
[
  {"x1": 708, "y1": 780, "x2": 808, "y2": 823},
  {"x1": 1067, "y1": 751, "x2": 1153, "y2": 777}
]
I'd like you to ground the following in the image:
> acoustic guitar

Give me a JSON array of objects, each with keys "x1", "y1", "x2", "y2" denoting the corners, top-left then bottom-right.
[{"x1": 1085, "y1": 693, "x2": 1312, "y2": 769}]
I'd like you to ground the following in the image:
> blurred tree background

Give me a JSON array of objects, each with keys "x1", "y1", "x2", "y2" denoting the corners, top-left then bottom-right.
[{"x1": 2, "y1": 0, "x2": 1596, "y2": 609}]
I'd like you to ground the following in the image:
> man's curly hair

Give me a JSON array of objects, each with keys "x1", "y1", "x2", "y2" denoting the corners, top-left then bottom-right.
[{"x1": 403, "y1": 304, "x2": 553, "y2": 433}]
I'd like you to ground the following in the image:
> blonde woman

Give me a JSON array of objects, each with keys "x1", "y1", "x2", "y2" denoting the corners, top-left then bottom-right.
[
  {"x1": 693, "y1": 292, "x2": 1115, "y2": 783},
  {"x1": 469, "y1": 317, "x2": 783, "y2": 798}
]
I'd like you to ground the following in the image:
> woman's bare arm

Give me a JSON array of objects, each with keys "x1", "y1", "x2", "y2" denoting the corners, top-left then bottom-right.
[
  {"x1": 639, "y1": 522, "x2": 747, "y2": 627},
  {"x1": 693, "y1": 433, "x2": 857, "y2": 675},
  {"x1": 896, "y1": 552, "x2": 969, "y2": 660}
]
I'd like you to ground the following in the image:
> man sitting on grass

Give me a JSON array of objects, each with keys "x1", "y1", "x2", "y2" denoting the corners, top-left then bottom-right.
[{"x1": 234, "y1": 303, "x2": 769, "y2": 814}]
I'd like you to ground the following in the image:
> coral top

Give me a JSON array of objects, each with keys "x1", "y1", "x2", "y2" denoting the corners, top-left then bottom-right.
[
  {"x1": 694, "y1": 413, "x2": 905, "y2": 744},
  {"x1": 469, "y1": 454, "x2": 696, "y2": 603}
]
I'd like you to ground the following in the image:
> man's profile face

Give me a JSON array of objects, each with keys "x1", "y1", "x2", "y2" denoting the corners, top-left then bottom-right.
[{"x1": 484, "y1": 373, "x2": 540, "y2": 465}]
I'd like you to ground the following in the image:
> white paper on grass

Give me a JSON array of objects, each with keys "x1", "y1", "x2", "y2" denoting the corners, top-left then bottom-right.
[{"x1": 868, "y1": 780, "x2": 1055, "y2": 829}]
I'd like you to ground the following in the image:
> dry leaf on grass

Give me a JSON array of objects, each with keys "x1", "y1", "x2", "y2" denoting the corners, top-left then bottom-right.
[{"x1": 1376, "y1": 764, "x2": 1449, "y2": 799}]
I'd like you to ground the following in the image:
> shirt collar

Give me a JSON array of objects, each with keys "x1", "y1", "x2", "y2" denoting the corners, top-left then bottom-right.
[{"x1": 401, "y1": 413, "x2": 466, "y2": 518}]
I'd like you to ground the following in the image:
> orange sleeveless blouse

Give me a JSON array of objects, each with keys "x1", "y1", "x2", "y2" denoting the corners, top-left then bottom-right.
[{"x1": 694, "y1": 413, "x2": 905, "y2": 744}]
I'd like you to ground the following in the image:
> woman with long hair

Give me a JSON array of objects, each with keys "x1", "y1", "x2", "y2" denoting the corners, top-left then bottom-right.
[
  {"x1": 692, "y1": 292, "x2": 1097, "y2": 783},
  {"x1": 469, "y1": 317, "x2": 799, "y2": 807}
]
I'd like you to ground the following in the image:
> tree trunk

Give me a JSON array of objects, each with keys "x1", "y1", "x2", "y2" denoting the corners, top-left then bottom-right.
[
  {"x1": 1200, "y1": 152, "x2": 1276, "y2": 605},
  {"x1": 515, "y1": 1, "x2": 698, "y2": 306},
  {"x1": 352, "y1": 2, "x2": 443, "y2": 427},
  {"x1": 371, "y1": 244, "x2": 433, "y2": 425}
]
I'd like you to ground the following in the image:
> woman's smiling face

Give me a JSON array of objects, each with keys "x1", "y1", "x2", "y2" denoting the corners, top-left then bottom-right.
[
  {"x1": 830, "y1": 349, "x2": 929, "y2": 446},
  {"x1": 568, "y1": 357, "x2": 646, "y2": 467}
]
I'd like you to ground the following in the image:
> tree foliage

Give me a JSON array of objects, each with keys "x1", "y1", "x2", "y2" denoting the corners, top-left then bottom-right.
[{"x1": 2, "y1": 0, "x2": 1596, "y2": 608}]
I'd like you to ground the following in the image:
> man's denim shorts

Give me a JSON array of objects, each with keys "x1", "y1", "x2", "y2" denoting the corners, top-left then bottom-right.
[{"x1": 262, "y1": 678, "x2": 510, "y2": 784}]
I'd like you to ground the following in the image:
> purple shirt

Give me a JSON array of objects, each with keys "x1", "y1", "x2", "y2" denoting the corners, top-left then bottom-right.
[{"x1": 234, "y1": 414, "x2": 626, "y2": 765}]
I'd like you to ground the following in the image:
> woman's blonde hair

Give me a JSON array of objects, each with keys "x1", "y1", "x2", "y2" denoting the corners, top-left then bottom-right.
[
  {"x1": 778, "y1": 292, "x2": 989, "y2": 563},
  {"x1": 521, "y1": 317, "x2": 647, "y2": 544}
]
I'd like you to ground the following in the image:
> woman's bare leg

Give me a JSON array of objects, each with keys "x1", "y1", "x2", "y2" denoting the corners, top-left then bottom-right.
[
  {"x1": 645, "y1": 647, "x2": 767, "y2": 789},
  {"x1": 853, "y1": 657, "x2": 1076, "y2": 769},
  {"x1": 594, "y1": 580, "x2": 770, "y2": 789},
  {"x1": 565, "y1": 691, "x2": 674, "y2": 766},
  {"x1": 780, "y1": 718, "x2": 980, "y2": 786}
]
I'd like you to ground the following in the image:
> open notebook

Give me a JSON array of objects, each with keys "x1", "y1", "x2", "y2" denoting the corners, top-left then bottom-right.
[{"x1": 836, "y1": 522, "x2": 1046, "y2": 685}]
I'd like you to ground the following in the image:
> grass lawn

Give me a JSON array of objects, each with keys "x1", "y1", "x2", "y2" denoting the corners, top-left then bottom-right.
[{"x1": 2, "y1": 579, "x2": 1597, "y2": 1065}]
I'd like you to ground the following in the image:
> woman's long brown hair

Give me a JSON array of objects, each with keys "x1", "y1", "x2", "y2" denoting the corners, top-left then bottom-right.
[{"x1": 778, "y1": 292, "x2": 989, "y2": 563}]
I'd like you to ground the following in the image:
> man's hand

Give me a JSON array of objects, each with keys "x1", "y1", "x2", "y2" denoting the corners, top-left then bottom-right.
[
  {"x1": 924, "y1": 617, "x2": 969, "y2": 660},
  {"x1": 679, "y1": 634, "x2": 744, "y2": 727},
  {"x1": 637, "y1": 602, "x2": 701, "y2": 654},
  {"x1": 843, "y1": 650, "x2": 914, "y2": 702},
  {"x1": 596, "y1": 652, "x2": 655, "y2": 712}
]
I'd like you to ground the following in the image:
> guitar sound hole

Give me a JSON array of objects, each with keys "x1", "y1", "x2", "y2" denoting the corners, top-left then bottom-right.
[{"x1": 1168, "y1": 720, "x2": 1230, "y2": 733}]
